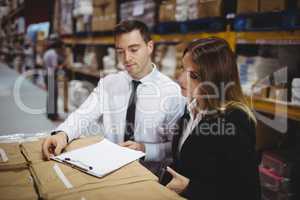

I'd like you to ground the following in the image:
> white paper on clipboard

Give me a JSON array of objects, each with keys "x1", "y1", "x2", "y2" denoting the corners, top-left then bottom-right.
[{"x1": 51, "y1": 139, "x2": 145, "y2": 177}]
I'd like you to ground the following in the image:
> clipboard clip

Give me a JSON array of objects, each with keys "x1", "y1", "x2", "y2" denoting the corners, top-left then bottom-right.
[{"x1": 63, "y1": 157, "x2": 93, "y2": 171}]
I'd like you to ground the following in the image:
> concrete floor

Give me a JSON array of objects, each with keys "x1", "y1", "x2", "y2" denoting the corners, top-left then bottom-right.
[{"x1": 0, "y1": 62, "x2": 55, "y2": 137}]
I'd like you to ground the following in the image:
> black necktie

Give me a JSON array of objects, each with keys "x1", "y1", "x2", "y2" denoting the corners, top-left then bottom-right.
[{"x1": 124, "y1": 80, "x2": 141, "y2": 141}]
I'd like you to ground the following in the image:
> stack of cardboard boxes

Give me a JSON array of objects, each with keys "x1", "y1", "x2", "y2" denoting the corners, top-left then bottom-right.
[
  {"x1": 92, "y1": 0, "x2": 117, "y2": 32},
  {"x1": 237, "y1": 0, "x2": 287, "y2": 14},
  {"x1": 0, "y1": 142, "x2": 38, "y2": 200},
  {"x1": 119, "y1": 0, "x2": 157, "y2": 29},
  {"x1": 1, "y1": 137, "x2": 184, "y2": 200},
  {"x1": 159, "y1": 0, "x2": 223, "y2": 23}
]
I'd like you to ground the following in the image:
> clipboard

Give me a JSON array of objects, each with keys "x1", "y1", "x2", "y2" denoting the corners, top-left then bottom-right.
[{"x1": 51, "y1": 139, "x2": 145, "y2": 178}]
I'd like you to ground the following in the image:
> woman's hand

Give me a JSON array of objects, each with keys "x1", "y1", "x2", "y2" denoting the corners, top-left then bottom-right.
[{"x1": 166, "y1": 166, "x2": 190, "y2": 194}]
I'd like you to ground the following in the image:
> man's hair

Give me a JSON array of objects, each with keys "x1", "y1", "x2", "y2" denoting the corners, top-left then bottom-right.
[{"x1": 114, "y1": 20, "x2": 152, "y2": 43}]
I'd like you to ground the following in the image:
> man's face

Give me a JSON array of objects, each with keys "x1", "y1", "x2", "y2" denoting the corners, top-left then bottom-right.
[{"x1": 115, "y1": 30, "x2": 154, "y2": 80}]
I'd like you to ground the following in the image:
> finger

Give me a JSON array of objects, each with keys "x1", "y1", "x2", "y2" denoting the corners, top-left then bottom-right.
[
  {"x1": 166, "y1": 179, "x2": 175, "y2": 191},
  {"x1": 166, "y1": 166, "x2": 178, "y2": 178},
  {"x1": 120, "y1": 141, "x2": 133, "y2": 147},
  {"x1": 54, "y1": 142, "x2": 63, "y2": 156},
  {"x1": 125, "y1": 144, "x2": 136, "y2": 150},
  {"x1": 42, "y1": 138, "x2": 54, "y2": 160},
  {"x1": 119, "y1": 142, "x2": 127, "y2": 147}
]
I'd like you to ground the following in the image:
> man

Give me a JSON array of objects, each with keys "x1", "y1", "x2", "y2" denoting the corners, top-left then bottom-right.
[
  {"x1": 43, "y1": 36, "x2": 65, "y2": 120},
  {"x1": 42, "y1": 20, "x2": 184, "y2": 174}
]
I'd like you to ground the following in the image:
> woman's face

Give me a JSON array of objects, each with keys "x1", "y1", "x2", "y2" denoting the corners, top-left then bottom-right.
[{"x1": 178, "y1": 52, "x2": 201, "y2": 101}]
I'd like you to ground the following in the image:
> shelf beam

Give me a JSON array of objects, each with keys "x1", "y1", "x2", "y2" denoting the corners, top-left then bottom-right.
[
  {"x1": 248, "y1": 97, "x2": 300, "y2": 121},
  {"x1": 236, "y1": 31, "x2": 300, "y2": 45}
]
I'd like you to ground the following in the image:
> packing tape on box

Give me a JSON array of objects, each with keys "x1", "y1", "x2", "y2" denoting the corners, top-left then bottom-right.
[
  {"x1": 53, "y1": 164, "x2": 74, "y2": 189},
  {"x1": 0, "y1": 148, "x2": 8, "y2": 162}
]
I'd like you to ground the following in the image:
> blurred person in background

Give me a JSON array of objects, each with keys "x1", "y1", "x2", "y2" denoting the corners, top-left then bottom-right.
[{"x1": 43, "y1": 35, "x2": 65, "y2": 120}]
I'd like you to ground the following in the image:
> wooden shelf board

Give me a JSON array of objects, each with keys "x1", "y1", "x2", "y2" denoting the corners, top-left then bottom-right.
[
  {"x1": 68, "y1": 67, "x2": 101, "y2": 78},
  {"x1": 248, "y1": 96, "x2": 300, "y2": 121},
  {"x1": 236, "y1": 31, "x2": 300, "y2": 45}
]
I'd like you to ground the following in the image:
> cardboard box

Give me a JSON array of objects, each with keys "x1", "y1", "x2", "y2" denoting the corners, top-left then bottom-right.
[
  {"x1": 92, "y1": 15, "x2": 116, "y2": 31},
  {"x1": 159, "y1": 0, "x2": 176, "y2": 22},
  {"x1": 120, "y1": 0, "x2": 156, "y2": 28},
  {"x1": 93, "y1": 0, "x2": 116, "y2": 16},
  {"x1": 55, "y1": 181, "x2": 185, "y2": 200},
  {"x1": 0, "y1": 169, "x2": 38, "y2": 200},
  {"x1": 237, "y1": 0, "x2": 259, "y2": 14},
  {"x1": 0, "y1": 142, "x2": 27, "y2": 170},
  {"x1": 30, "y1": 161, "x2": 157, "y2": 199},
  {"x1": 197, "y1": 0, "x2": 223, "y2": 18},
  {"x1": 20, "y1": 136, "x2": 102, "y2": 164},
  {"x1": 92, "y1": 0, "x2": 116, "y2": 31},
  {"x1": 260, "y1": 0, "x2": 286, "y2": 12}
]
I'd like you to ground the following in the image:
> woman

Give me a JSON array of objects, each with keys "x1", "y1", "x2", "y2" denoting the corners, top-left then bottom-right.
[{"x1": 163, "y1": 38, "x2": 261, "y2": 200}]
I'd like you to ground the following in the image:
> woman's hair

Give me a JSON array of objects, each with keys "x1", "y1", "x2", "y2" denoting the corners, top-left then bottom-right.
[{"x1": 183, "y1": 37, "x2": 256, "y2": 123}]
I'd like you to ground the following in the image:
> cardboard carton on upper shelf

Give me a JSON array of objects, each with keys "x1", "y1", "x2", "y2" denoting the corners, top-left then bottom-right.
[
  {"x1": 237, "y1": 0, "x2": 259, "y2": 14},
  {"x1": 197, "y1": 0, "x2": 223, "y2": 18},
  {"x1": 159, "y1": 0, "x2": 176, "y2": 22},
  {"x1": 260, "y1": 0, "x2": 286, "y2": 13},
  {"x1": 92, "y1": 0, "x2": 116, "y2": 31},
  {"x1": 120, "y1": 0, "x2": 156, "y2": 28}
]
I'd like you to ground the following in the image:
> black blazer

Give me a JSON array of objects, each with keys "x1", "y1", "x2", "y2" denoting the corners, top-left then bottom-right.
[{"x1": 165, "y1": 108, "x2": 261, "y2": 200}]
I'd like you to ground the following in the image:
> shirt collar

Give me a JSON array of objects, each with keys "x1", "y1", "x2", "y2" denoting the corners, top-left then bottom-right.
[
  {"x1": 124, "y1": 63, "x2": 157, "y2": 84},
  {"x1": 139, "y1": 63, "x2": 157, "y2": 83},
  {"x1": 187, "y1": 98, "x2": 206, "y2": 120}
]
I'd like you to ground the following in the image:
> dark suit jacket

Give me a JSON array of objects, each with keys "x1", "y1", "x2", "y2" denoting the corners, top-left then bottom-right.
[{"x1": 164, "y1": 108, "x2": 261, "y2": 200}]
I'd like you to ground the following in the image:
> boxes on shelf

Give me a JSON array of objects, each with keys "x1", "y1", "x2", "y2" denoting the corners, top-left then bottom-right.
[
  {"x1": 60, "y1": 0, "x2": 74, "y2": 34},
  {"x1": 194, "y1": 0, "x2": 223, "y2": 19},
  {"x1": 120, "y1": 0, "x2": 156, "y2": 29},
  {"x1": 260, "y1": 0, "x2": 286, "y2": 13},
  {"x1": 92, "y1": 0, "x2": 116, "y2": 31},
  {"x1": 158, "y1": 0, "x2": 176, "y2": 22},
  {"x1": 75, "y1": 15, "x2": 92, "y2": 32},
  {"x1": 237, "y1": 0, "x2": 259, "y2": 14},
  {"x1": 36, "y1": 31, "x2": 46, "y2": 41},
  {"x1": 10, "y1": 0, "x2": 18, "y2": 11}
]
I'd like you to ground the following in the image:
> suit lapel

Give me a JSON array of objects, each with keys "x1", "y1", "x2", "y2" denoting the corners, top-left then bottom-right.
[{"x1": 172, "y1": 106, "x2": 190, "y2": 161}]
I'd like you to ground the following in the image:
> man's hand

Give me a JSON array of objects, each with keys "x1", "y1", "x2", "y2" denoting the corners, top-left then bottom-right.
[
  {"x1": 119, "y1": 141, "x2": 145, "y2": 152},
  {"x1": 42, "y1": 132, "x2": 68, "y2": 160},
  {"x1": 166, "y1": 166, "x2": 190, "y2": 194}
]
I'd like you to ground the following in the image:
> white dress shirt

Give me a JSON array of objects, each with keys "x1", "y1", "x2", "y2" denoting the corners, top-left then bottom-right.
[
  {"x1": 55, "y1": 64, "x2": 185, "y2": 162},
  {"x1": 178, "y1": 99, "x2": 205, "y2": 152}
]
